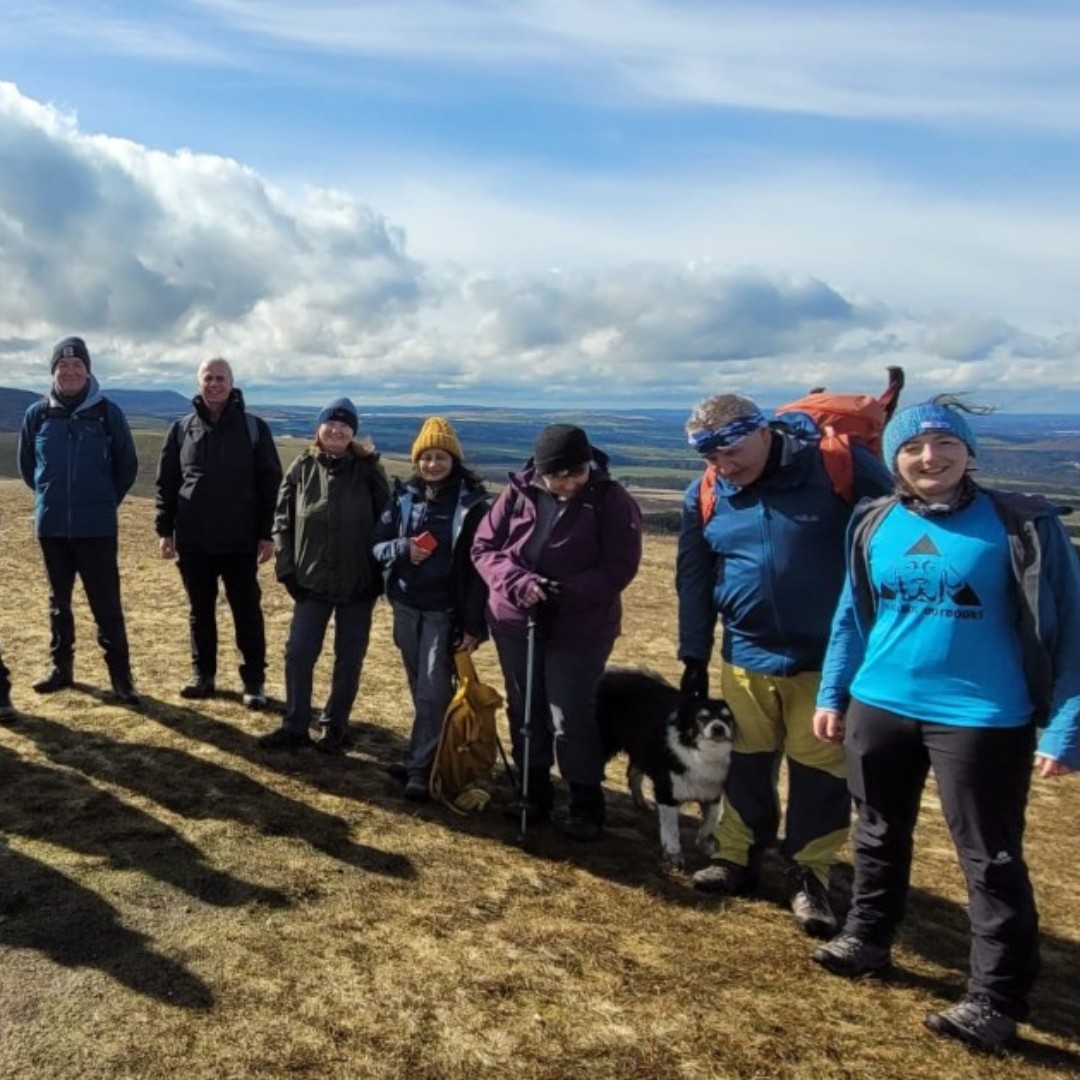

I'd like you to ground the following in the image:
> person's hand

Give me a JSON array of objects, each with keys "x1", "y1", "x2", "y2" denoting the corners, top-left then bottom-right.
[
  {"x1": 455, "y1": 633, "x2": 480, "y2": 654},
  {"x1": 1036, "y1": 754, "x2": 1073, "y2": 779},
  {"x1": 813, "y1": 708, "x2": 846, "y2": 744},
  {"x1": 159, "y1": 536, "x2": 176, "y2": 560},
  {"x1": 257, "y1": 539, "x2": 275, "y2": 564},
  {"x1": 679, "y1": 659, "x2": 709, "y2": 699},
  {"x1": 279, "y1": 574, "x2": 306, "y2": 603},
  {"x1": 522, "y1": 579, "x2": 549, "y2": 608},
  {"x1": 408, "y1": 539, "x2": 434, "y2": 565}
]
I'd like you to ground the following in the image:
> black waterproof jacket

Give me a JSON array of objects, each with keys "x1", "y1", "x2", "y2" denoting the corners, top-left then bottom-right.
[{"x1": 155, "y1": 390, "x2": 283, "y2": 554}]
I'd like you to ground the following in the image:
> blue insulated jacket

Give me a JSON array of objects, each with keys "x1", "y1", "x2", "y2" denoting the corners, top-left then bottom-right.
[
  {"x1": 17, "y1": 376, "x2": 138, "y2": 538},
  {"x1": 677, "y1": 433, "x2": 892, "y2": 676}
]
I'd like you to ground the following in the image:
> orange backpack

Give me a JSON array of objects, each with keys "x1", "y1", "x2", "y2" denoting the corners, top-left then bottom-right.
[{"x1": 698, "y1": 367, "x2": 903, "y2": 522}]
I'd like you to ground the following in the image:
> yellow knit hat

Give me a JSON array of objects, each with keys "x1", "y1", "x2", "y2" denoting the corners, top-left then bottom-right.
[{"x1": 411, "y1": 416, "x2": 464, "y2": 462}]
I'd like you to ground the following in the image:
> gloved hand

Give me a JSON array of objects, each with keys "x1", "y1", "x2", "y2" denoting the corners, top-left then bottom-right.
[
  {"x1": 279, "y1": 574, "x2": 307, "y2": 603},
  {"x1": 531, "y1": 580, "x2": 562, "y2": 638},
  {"x1": 680, "y1": 659, "x2": 710, "y2": 699}
]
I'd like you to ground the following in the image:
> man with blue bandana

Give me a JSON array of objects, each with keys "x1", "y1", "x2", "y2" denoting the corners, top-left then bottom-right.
[{"x1": 676, "y1": 392, "x2": 892, "y2": 937}]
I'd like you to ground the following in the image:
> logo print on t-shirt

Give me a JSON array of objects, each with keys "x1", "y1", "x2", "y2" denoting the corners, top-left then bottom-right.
[{"x1": 877, "y1": 534, "x2": 982, "y2": 611}]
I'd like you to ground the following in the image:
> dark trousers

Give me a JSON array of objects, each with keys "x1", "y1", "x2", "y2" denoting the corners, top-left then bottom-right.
[
  {"x1": 492, "y1": 630, "x2": 611, "y2": 787},
  {"x1": 177, "y1": 551, "x2": 266, "y2": 685},
  {"x1": 282, "y1": 597, "x2": 374, "y2": 736},
  {"x1": 844, "y1": 699, "x2": 1039, "y2": 1019},
  {"x1": 0, "y1": 648, "x2": 10, "y2": 700},
  {"x1": 392, "y1": 603, "x2": 454, "y2": 779},
  {"x1": 39, "y1": 536, "x2": 131, "y2": 679}
]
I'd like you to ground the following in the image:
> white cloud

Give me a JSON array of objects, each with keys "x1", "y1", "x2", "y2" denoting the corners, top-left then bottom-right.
[{"x1": 1, "y1": 81, "x2": 1078, "y2": 410}]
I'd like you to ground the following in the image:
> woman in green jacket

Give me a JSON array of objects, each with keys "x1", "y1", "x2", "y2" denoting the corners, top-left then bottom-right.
[{"x1": 259, "y1": 398, "x2": 389, "y2": 753}]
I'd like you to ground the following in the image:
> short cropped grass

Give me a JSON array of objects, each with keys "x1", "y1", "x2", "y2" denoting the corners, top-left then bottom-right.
[{"x1": 0, "y1": 479, "x2": 1078, "y2": 1078}]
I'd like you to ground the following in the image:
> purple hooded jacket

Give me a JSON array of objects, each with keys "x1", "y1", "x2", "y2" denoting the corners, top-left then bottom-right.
[{"x1": 471, "y1": 451, "x2": 643, "y2": 646}]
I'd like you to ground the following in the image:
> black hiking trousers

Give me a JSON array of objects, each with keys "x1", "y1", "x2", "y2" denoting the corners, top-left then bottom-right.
[
  {"x1": 843, "y1": 699, "x2": 1039, "y2": 1020},
  {"x1": 40, "y1": 535, "x2": 132, "y2": 680},
  {"x1": 178, "y1": 551, "x2": 266, "y2": 686}
]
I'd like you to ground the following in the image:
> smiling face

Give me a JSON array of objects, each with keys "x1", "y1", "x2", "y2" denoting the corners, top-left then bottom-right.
[
  {"x1": 198, "y1": 359, "x2": 233, "y2": 411},
  {"x1": 53, "y1": 356, "x2": 89, "y2": 397},
  {"x1": 416, "y1": 448, "x2": 454, "y2": 484},
  {"x1": 895, "y1": 433, "x2": 971, "y2": 503},
  {"x1": 317, "y1": 420, "x2": 354, "y2": 456},
  {"x1": 701, "y1": 427, "x2": 772, "y2": 488}
]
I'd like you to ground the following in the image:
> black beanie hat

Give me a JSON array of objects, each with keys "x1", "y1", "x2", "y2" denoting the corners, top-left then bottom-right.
[
  {"x1": 533, "y1": 424, "x2": 592, "y2": 476},
  {"x1": 316, "y1": 397, "x2": 359, "y2": 434},
  {"x1": 51, "y1": 336, "x2": 91, "y2": 373}
]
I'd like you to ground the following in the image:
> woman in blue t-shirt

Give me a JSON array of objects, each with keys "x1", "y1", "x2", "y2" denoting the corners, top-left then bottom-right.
[{"x1": 810, "y1": 397, "x2": 1080, "y2": 1055}]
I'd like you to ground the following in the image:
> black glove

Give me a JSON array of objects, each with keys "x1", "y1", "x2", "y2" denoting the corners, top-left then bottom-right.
[
  {"x1": 680, "y1": 659, "x2": 710, "y2": 699},
  {"x1": 531, "y1": 580, "x2": 562, "y2": 638},
  {"x1": 279, "y1": 574, "x2": 307, "y2": 603}
]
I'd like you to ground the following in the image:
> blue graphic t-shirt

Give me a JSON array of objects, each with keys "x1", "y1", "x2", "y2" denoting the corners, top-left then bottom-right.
[{"x1": 851, "y1": 493, "x2": 1034, "y2": 727}]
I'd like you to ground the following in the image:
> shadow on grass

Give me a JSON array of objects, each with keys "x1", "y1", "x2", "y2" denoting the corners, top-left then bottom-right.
[
  {"x1": 0, "y1": 740, "x2": 288, "y2": 909},
  {"x1": 12, "y1": 711, "x2": 416, "y2": 881},
  {"x1": 0, "y1": 842, "x2": 214, "y2": 1010}
]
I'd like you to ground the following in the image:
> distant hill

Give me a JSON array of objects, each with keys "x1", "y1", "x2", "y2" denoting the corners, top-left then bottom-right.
[
  {"x1": 102, "y1": 388, "x2": 192, "y2": 419},
  {"x1": 0, "y1": 387, "x2": 39, "y2": 432}
]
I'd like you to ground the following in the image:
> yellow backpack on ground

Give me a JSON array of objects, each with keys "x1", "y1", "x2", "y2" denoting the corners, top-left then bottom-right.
[{"x1": 430, "y1": 652, "x2": 505, "y2": 813}]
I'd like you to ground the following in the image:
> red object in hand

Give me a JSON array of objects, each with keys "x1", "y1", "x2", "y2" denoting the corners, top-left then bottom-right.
[{"x1": 413, "y1": 531, "x2": 438, "y2": 552}]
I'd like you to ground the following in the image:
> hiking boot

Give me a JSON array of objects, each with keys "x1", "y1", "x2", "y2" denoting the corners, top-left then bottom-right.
[
  {"x1": 109, "y1": 678, "x2": 142, "y2": 708},
  {"x1": 925, "y1": 995, "x2": 1018, "y2": 1055},
  {"x1": 789, "y1": 866, "x2": 839, "y2": 939},
  {"x1": 812, "y1": 933, "x2": 891, "y2": 978},
  {"x1": 33, "y1": 667, "x2": 73, "y2": 694},
  {"x1": 257, "y1": 727, "x2": 313, "y2": 752},
  {"x1": 386, "y1": 761, "x2": 409, "y2": 783},
  {"x1": 242, "y1": 683, "x2": 268, "y2": 709},
  {"x1": 315, "y1": 728, "x2": 349, "y2": 756},
  {"x1": 562, "y1": 815, "x2": 603, "y2": 842},
  {"x1": 404, "y1": 777, "x2": 431, "y2": 802},
  {"x1": 691, "y1": 859, "x2": 754, "y2": 896},
  {"x1": 180, "y1": 676, "x2": 215, "y2": 700},
  {"x1": 0, "y1": 692, "x2": 16, "y2": 723}
]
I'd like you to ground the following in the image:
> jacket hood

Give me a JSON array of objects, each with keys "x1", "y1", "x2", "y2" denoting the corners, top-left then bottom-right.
[
  {"x1": 193, "y1": 386, "x2": 245, "y2": 420},
  {"x1": 48, "y1": 373, "x2": 103, "y2": 413}
]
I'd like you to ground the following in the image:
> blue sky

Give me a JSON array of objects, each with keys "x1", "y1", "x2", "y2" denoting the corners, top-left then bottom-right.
[{"x1": 1, "y1": 1, "x2": 1079, "y2": 410}]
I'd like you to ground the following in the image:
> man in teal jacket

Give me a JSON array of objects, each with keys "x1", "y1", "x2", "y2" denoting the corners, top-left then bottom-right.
[
  {"x1": 18, "y1": 337, "x2": 140, "y2": 704},
  {"x1": 676, "y1": 392, "x2": 891, "y2": 936}
]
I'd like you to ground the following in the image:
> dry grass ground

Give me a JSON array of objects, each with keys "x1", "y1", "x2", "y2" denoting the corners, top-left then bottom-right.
[{"x1": 0, "y1": 478, "x2": 1078, "y2": 1079}]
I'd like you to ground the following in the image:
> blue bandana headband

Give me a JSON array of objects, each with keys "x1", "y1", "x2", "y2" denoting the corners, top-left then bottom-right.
[{"x1": 689, "y1": 411, "x2": 769, "y2": 455}]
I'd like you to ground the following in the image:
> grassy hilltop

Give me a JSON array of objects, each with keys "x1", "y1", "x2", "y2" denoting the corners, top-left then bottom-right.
[{"x1": 1, "y1": 480, "x2": 1079, "y2": 1078}]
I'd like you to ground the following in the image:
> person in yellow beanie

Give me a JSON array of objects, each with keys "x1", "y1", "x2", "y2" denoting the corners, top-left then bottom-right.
[{"x1": 372, "y1": 417, "x2": 491, "y2": 800}]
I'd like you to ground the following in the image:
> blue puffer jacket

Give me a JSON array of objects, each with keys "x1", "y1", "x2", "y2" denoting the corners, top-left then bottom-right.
[
  {"x1": 677, "y1": 431, "x2": 892, "y2": 676},
  {"x1": 17, "y1": 376, "x2": 138, "y2": 538}
]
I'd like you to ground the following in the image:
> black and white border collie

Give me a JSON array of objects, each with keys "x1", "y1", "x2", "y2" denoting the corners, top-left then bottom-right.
[{"x1": 597, "y1": 667, "x2": 735, "y2": 868}]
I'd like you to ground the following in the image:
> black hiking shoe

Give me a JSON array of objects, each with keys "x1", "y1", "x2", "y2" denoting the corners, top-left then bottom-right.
[
  {"x1": 691, "y1": 859, "x2": 755, "y2": 896},
  {"x1": 925, "y1": 995, "x2": 1018, "y2": 1055},
  {"x1": 33, "y1": 667, "x2": 73, "y2": 694},
  {"x1": 386, "y1": 761, "x2": 409, "y2": 782},
  {"x1": 812, "y1": 933, "x2": 891, "y2": 977},
  {"x1": 180, "y1": 676, "x2": 215, "y2": 700},
  {"x1": 110, "y1": 686, "x2": 142, "y2": 707},
  {"x1": 789, "y1": 866, "x2": 839, "y2": 939},
  {"x1": 0, "y1": 692, "x2": 16, "y2": 723},
  {"x1": 258, "y1": 727, "x2": 313, "y2": 752},
  {"x1": 404, "y1": 777, "x2": 431, "y2": 802},
  {"x1": 315, "y1": 728, "x2": 350, "y2": 756},
  {"x1": 562, "y1": 815, "x2": 603, "y2": 842},
  {"x1": 242, "y1": 683, "x2": 268, "y2": 709}
]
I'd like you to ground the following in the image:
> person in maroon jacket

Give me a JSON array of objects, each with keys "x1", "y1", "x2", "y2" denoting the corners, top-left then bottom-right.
[{"x1": 472, "y1": 424, "x2": 643, "y2": 840}]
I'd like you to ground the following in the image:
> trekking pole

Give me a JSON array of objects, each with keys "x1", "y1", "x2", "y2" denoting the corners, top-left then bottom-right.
[{"x1": 517, "y1": 609, "x2": 539, "y2": 845}]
